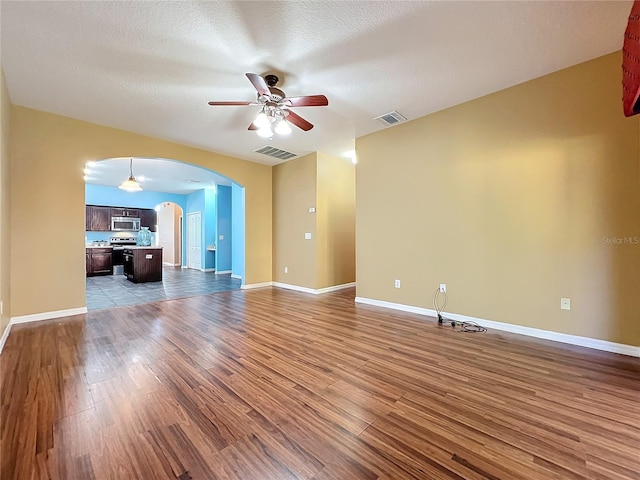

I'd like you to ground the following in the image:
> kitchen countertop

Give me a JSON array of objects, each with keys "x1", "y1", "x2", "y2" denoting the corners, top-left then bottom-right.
[{"x1": 86, "y1": 245, "x2": 113, "y2": 248}]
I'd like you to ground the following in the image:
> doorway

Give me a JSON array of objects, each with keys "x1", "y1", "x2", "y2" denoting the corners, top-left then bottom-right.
[{"x1": 155, "y1": 202, "x2": 183, "y2": 266}]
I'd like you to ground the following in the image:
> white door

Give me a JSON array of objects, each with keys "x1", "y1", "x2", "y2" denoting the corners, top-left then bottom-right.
[{"x1": 187, "y1": 212, "x2": 202, "y2": 270}]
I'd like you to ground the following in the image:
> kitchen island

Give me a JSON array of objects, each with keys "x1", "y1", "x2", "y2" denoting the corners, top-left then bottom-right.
[{"x1": 123, "y1": 247, "x2": 163, "y2": 283}]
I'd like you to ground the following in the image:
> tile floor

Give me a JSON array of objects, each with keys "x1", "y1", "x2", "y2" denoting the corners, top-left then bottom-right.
[{"x1": 86, "y1": 267, "x2": 242, "y2": 311}]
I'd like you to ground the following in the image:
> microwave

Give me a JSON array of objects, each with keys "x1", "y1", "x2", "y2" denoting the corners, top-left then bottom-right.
[{"x1": 111, "y1": 216, "x2": 140, "y2": 231}]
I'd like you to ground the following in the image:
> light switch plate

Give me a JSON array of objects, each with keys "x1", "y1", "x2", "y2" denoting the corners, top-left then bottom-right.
[
  {"x1": 219, "y1": 235, "x2": 224, "y2": 240},
  {"x1": 561, "y1": 297, "x2": 571, "y2": 310},
  {"x1": 308, "y1": 207, "x2": 316, "y2": 213},
  {"x1": 305, "y1": 232, "x2": 312, "y2": 240}
]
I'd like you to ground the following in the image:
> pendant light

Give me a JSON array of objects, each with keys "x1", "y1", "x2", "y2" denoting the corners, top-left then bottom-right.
[{"x1": 118, "y1": 158, "x2": 143, "y2": 192}]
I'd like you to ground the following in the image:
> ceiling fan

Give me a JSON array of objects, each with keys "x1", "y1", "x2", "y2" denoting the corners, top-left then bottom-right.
[{"x1": 208, "y1": 73, "x2": 328, "y2": 137}]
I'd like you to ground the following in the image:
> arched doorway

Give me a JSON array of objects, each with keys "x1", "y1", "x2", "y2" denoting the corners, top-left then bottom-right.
[
  {"x1": 155, "y1": 202, "x2": 183, "y2": 267},
  {"x1": 84, "y1": 157, "x2": 244, "y2": 311}
]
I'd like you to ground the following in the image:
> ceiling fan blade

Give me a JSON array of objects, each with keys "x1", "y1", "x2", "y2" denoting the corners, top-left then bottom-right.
[
  {"x1": 285, "y1": 110, "x2": 314, "y2": 131},
  {"x1": 246, "y1": 73, "x2": 270, "y2": 96},
  {"x1": 283, "y1": 95, "x2": 328, "y2": 107},
  {"x1": 208, "y1": 101, "x2": 255, "y2": 106}
]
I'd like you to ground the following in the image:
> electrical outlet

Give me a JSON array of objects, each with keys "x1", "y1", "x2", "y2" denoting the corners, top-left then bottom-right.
[
  {"x1": 284, "y1": 267, "x2": 288, "y2": 274},
  {"x1": 219, "y1": 234, "x2": 224, "y2": 240},
  {"x1": 0, "y1": 301, "x2": 3, "y2": 315},
  {"x1": 308, "y1": 207, "x2": 316, "y2": 213},
  {"x1": 439, "y1": 284, "x2": 446, "y2": 293},
  {"x1": 394, "y1": 279, "x2": 401, "y2": 288},
  {"x1": 304, "y1": 232, "x2": 312, "y2": 240},
  {"x1": 561, "y1": 298, "x2": 571, "y2": 310}
]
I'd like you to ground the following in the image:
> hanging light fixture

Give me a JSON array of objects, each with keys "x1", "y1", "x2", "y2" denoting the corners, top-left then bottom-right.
[{"x1": 118, "y1": 158, "x2": 143, "y2": 192}]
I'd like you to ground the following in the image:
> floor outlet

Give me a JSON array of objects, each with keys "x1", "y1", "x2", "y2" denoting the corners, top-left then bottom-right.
[
  {"x1": 394, "y1": 280, "x2": 401, "y2": 288},
  {"x1": 561, "y1": 298, "x2": 571, "y2": 310},
  {"x1": 439, "y1": 284, "x2": 446, "y2": 293}
]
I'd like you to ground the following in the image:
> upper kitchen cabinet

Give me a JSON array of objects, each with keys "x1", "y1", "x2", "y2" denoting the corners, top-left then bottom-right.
[
  {"x1": 139, "y1": 209, "x2": 157, "y2": 232},
  {"x1": 111, "y1": 207, "x2": 139, "y2": 218},
  {"x1": 86, "y1": 206, "x2": 111, "y2": 231}
]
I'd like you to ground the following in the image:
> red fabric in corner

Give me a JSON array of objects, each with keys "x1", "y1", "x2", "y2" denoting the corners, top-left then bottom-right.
[{"x1": 623, "y1": 1, "x2": 640, "y2": 116}]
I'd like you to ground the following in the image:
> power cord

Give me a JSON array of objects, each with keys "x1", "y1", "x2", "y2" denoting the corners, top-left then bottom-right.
[{"x1": 433, "y1": 288, "x2": 486, "y2": 333}]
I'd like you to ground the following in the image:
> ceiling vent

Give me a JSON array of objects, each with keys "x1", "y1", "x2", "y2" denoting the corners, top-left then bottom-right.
[
  {"x1": 374, "y1": 111, "x2": 407, "y2": 127},
  {"x1": 254, "y1": 145, "x2": 298, "y2": 161}
]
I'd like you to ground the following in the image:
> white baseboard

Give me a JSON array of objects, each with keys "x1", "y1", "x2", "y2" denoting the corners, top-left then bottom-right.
[
  {"x1": 231, "y1": 274, "x2": 242, "y2": 280},
  {"x1": 354, "y1": 297, "x2": 640, "y2": 357},
  {"x1": 10, "y1": 307, "x2": 88, "y2": 325},
  {"x1": 0, "y1": 323, "x2": 12, "y2": 355},
  {"x1": 316, "y1": 282, "x2": 356, "y2": 294},
  {"x1": 215, "y1": 270, "x2": 232, "y2": 275},
  {"x1": 273, "y1": 281, "x2": 356, "y2": 295},
  {"x1": 241, "y1": 281, "x2": 273, "y2": 290},
  {"x1": 163, "y1": 262, "x2": 181, "y2": 266},
  {"x1": 202, "y1": 268, "x2": 216, "y2": 273}
]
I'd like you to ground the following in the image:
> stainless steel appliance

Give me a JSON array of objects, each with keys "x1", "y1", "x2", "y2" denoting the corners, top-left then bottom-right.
[
  {"x1": 111, "y1": 216, "x2": 140, "y2": 232},
  {"x1": 109, "y1": 236, "x2": 137, "y2": 275}
]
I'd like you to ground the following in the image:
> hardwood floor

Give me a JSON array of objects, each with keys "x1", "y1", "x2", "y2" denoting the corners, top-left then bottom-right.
[{"x1": 1, "y1": 287, "x2": 638, "y2": 479}]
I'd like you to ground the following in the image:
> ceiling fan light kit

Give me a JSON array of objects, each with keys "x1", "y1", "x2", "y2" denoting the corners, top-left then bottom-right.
[{"x1": 208, "y1": 73, "x2": 328, "y2": 137}]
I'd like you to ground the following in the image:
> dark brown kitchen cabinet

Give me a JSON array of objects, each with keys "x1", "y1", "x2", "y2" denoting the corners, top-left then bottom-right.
[
  {"x1": 86, "y1": 247, "x2": 113, "y2": 276},
  {"x1": 111, "y1": 207, "x2": 139, "y2": 218},
  {"x1": 86, "y1": 206, "x2": 111, "y2": 231},
  {"x1": 139, "y1": 208, "x2": 157, "y2": 232}
]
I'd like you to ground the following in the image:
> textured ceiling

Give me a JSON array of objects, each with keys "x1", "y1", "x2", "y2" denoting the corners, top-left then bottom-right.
[{"x1": 1, "y1": 1, "x2": 632, "y2": 167}]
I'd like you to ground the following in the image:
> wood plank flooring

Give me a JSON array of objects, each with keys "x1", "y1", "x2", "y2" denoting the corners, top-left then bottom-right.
[{"x1": 1, "y1": 287, "x2": 639, "y2": 479}]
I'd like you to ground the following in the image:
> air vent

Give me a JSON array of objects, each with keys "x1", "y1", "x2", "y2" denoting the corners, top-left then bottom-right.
[
  {"x1": 374, "y1": 111, "x2": 407, "y2": 127},
  {"x1": 254, "y1": 146, "x2": 298, "y2": 160}
]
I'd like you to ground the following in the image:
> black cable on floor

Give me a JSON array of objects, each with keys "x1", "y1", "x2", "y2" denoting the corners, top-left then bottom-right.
[{"x1": 433, "y1": 288, "x2": 486, "y2": 333}]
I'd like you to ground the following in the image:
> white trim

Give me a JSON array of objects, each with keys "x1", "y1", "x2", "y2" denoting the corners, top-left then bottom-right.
[
  {"x1": 163, "y1": 261, "x2": 181, "y2": 266},
  {"x1": 316, "y1": 282, "x2": 356, "y2": 294},
  {"x1": 273, "y1": 282, "x2": 315, "y2": 294},
  {"x1": 241, "y1": 281, "x2": 273, "y2": 290},
  {"x1": 215, "y1": 270, "x2": 232, "y2": 275},
  {"x1": 231, "y1": 274, "x2": 242, "y2": 280},
  {"x1": 202, "y1": 268, "x2": 216, "y2": 273},
  {"x1": 181, "y1": 265, "x2": 188, "y2": 269},
  {"x1": 0, "y1": 323, "x2": 12, "y2": 355},
  {"x1": 273, "y1": 281, "x2": 356, "y2": 295},
  {"x1": 354, "y1": 297, "x2": 640, "y2": 357},
  {"x1": 10, "y1": 307, "x2": 88, "y2": 325}
]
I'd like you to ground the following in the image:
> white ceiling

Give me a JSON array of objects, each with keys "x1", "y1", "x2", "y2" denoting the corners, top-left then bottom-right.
[
  {"x1": 1, "y1": 1, "x2": 632, "y2": 167},
  {"x1": 86, "y1": 157, "x2": 232, "y2": 195}
]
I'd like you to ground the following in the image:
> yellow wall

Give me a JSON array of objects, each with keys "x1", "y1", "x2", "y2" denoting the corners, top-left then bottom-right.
[
  {"x1": 272, "y1": 153, "x2": 318, "y2": 288},
  {"x1": 10, "y1": 107, "x2": 272, "y2": 317},
  {"x1": 272, "y1": 152, "x2": 356, "y2": 290},
  {"x1": 317, "y1": 152, "x2": 356, "y2": 288},
  {"x1": 0, "y1": 70, "x2": 11, "y2": 337},
  {"x1": 356, "y1": 52, "x2": 640, "y2": 346}
]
